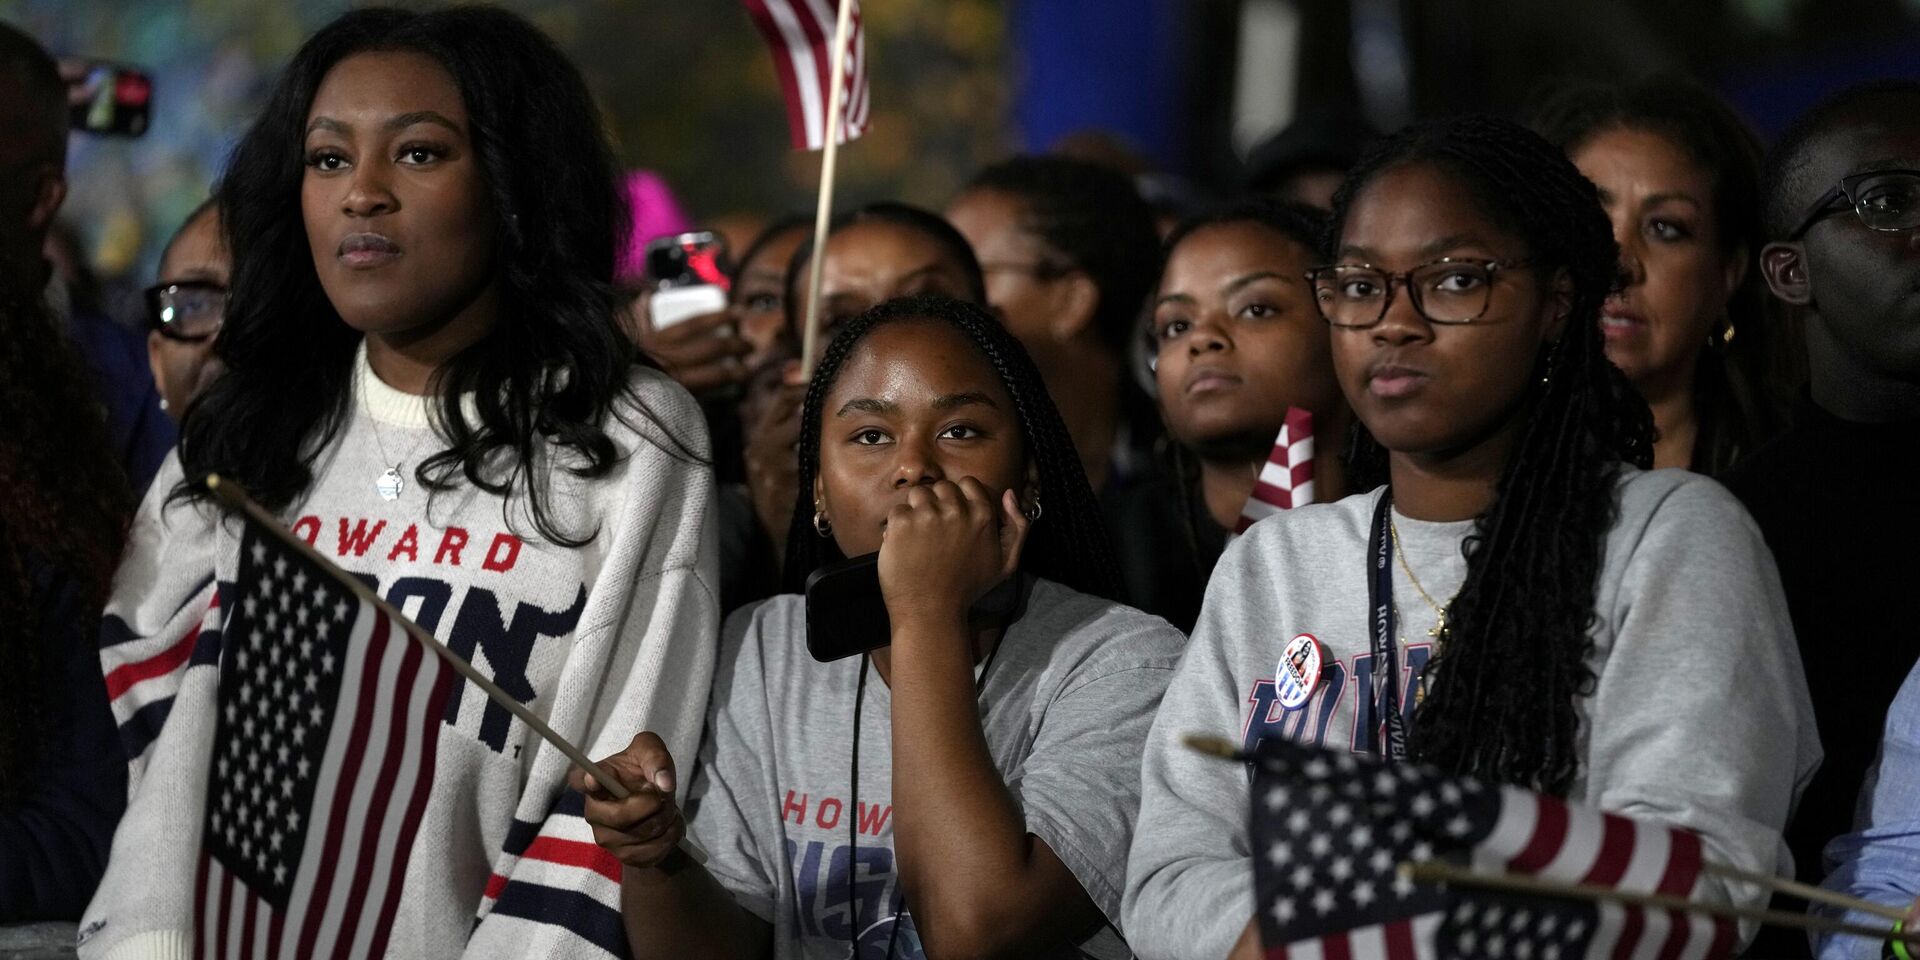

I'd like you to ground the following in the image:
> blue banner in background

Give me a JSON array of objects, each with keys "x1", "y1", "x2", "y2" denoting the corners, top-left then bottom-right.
[{"x1": 1009, "y1": 0, "x2": 1187, "y2": 170}]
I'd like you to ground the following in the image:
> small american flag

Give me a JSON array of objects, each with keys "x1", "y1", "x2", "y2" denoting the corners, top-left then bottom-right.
[
  {"x1": 1237, "y1": 407, "x2": 1316, "y2": 533},
  {"x1": 743, "y1": 0, "x2": 870, "y2": 150},
  {"x1": 1249, "y1": 738, "x2": 1736, "y2": 960},
  {"x1": 194, "y1": 514, "x2": 455, "y2": 959}
]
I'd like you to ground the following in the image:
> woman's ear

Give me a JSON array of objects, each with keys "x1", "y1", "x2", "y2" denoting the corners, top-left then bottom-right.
[
  {"x1": 1022, "y1": 459, "x2": 1041, "y2": 505},
  {"x1": 812, "y1": 474, "x2": 827, "y2": 517}
]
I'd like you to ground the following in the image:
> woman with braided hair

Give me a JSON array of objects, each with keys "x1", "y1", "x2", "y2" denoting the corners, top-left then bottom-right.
[
  {"x1": 1124, "y1": 116, "x2": 1819, "y2": 959},
  {"x1": 578, "y1": 294, "x2": 1183, "y2": 959}
]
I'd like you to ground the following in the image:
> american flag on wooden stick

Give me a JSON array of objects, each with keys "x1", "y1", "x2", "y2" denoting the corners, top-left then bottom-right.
[
  {"x1": 194, "y1": 512, "x2": 455, "y2": 958},
  {"x1": 1249, "y1": 737, "x2": 1737, "y2": 960},
  {"x1": 1237, "y1": 407, "x2": 1316, "y2": 533},
  {"x1": 743, "y1": 0, "x2": 870, "y2": 150}
]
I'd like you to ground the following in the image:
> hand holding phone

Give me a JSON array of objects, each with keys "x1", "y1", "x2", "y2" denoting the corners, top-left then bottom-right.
[{"x1": 645, "y1": 231, "x2": 730, "y2": 329}]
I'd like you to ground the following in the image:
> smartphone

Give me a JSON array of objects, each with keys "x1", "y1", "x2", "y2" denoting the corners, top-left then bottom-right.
[
  {"x1": 68, "y1": 61, "x2": 152, "y2": 137},
  {"x1": 804, "y1": 553, "x2": 1029, "y2": 663},
  {"x1": 645, "y1": 231, "x2": 731, "y2": 330}
]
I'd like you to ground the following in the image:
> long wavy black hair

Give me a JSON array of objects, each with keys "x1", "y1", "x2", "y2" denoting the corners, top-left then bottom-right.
[
  {"x1": 0, "y1": 246, "x2": 133, "y2": 800},
  {"x1": 780, "y1": 294, "x2": 1123, "y2": 603},
  {"x1": 178, "y1": 6, "x2": 683, "y2": 545},
  {"x1": 1330, "y1": 116, "x2": 1656, "y2": 794},
  {"x1": 1529, "y1": 76, "x2": 1795, "y2": 474}
]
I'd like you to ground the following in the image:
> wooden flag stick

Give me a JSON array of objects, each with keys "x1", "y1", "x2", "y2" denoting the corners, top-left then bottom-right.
[
  {"x1": 1182, "y1": 735, "x2": 1914, "y2": 931},
  {"x1": 1700, "y1": 860, "x2": 1908, "y2": 923},
  {"x1": 1403, "y1": 859, "x2": 1911, "y2": 945},
  {"x1": 796, "y1": 0, "x2": 858, "y2": 380}
]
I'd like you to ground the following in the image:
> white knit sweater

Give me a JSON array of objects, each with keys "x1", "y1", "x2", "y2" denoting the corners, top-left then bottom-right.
[{"x1": 83, "y1": 346, "x2": 718, "y2": 959}]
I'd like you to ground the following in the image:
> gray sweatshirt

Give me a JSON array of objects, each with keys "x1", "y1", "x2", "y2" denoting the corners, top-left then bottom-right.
[
  {"x1": 1121, "y1": 468, "x2": 1821, "y2": 960},
  {"x1": 688, "y1": 578, "x2": 1186, "y2": 959}
]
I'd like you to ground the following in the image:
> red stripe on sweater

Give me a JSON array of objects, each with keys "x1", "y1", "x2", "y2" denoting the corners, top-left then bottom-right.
[
  {"x1": 104, "y1": 592, "x2": 220, "y2": 701},
  {"x1": 519, "y1": 837, "x2": 623, "y2": 885}
]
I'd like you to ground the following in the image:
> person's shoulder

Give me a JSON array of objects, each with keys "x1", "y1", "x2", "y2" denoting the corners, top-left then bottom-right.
[
  {"x1": 1230, "y1": 486, "x2": 1383, "y2": 561},
  {"x1": 721, "y1": 593, "x2": 805, "y2": 652},
  {"x1": 1020, "y1": 578, "x2": 1187, "y2": 669},
  {"x1": 608, "y1": 363, "x2": 711, "y2": 462},
  {"x1": 1606, "y1": 467, "x2": 1764, "y2": 561},
  {"x1": 1614, "y1": 466, "x2": 1750, "y2": 526}
]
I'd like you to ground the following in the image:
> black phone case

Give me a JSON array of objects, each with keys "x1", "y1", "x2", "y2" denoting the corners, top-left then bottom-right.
[{"x1": 803, "y1": 553, "x2": 1028, "y2": 663}]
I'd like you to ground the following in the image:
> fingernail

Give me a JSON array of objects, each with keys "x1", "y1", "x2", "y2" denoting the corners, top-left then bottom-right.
[{"x1": 654, "y1": 770, "x2": 675, "y2": 793}]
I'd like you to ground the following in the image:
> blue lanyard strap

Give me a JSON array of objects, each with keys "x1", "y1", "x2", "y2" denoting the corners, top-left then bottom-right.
[{"x1": 1368, "y1": 494, "x2": 1409, "y2": 761}]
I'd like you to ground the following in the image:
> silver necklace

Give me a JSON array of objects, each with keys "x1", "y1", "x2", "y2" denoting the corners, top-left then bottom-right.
[{"x1": 365, "y1": 407, "x2": 432, "y2": 502}]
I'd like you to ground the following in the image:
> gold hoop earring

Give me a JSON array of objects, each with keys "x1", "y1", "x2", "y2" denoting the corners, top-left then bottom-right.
[
  {"x1": 813, "y1": 507, "x2": 832, "y2": 538},
  {"x1": 1718, "y1": 318, "x2": 1736, "y2": 346},
  {"x1": 1023, "y1": 496, "x2": 1043, "y2": 522}
]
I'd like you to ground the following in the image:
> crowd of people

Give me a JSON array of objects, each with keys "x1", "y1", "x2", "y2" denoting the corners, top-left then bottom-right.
[{"x1": 3, "y1": 6, "x2": 1919, "y2": 960}]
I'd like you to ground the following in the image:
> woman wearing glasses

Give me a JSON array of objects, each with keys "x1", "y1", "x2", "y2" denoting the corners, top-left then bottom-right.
[
  {"x1": 1531, "y1": 78, "x2": 1796, "y2": 474},
  {"x1": 1122, "y1": 116, "x2": 1819, "y2": 960},
  {"x1": 145, "y1": 199, "x2": 229, "y2": 420}
]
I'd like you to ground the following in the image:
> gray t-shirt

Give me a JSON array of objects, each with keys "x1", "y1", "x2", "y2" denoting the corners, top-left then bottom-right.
[
  {"x1": 1121, "y1": 469, "x2": 1823, "y2": 960},
  {"x1": 688, "y1": 577, "x2": 1185, "y2": 960}
]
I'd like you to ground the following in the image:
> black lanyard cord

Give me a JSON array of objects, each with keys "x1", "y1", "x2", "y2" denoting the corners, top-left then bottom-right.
[{"x1": 846, "y1": 631, "x2": 1007, "y2": 959}]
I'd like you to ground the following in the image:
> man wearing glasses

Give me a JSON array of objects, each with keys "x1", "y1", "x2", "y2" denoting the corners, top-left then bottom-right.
[
  {"x1": 145, "y1": 199, "x2": 227, "y2": 420},
  {"x1": 1723, "y1": 79, "x2": 1920, "y2": 959}
]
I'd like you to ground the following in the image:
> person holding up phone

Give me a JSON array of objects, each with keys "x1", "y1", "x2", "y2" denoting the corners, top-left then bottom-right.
[{"x1": 575, "y1": 294, "x2": 1183, "y2": 960}]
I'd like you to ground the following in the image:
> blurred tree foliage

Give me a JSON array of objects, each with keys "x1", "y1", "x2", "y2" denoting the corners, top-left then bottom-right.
[{"x1": 0, "y1": 0, "x2": 1009, "y2": 279}]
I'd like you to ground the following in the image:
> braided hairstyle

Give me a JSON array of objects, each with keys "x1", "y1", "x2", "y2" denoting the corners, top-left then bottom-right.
[
  {"x1": 1529, "y1": 76, "x2": 1793, "y2": 474},
  {"x1": 962, "y1": 155, "x2": 1163, "y2": 356},
  {"x1": 1329, "y1": 116, "x2": 1655, "y2": 794},
  {"x1": 780, "y1": 294, "x2": 1124, "y2": 603}
]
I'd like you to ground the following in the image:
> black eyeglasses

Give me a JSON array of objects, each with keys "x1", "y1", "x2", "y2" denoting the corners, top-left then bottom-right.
[
  {"x1": 1305, "y1": 257, "x2": 1533, "y2": 329},
  {"x1": 1787, "y1": 168, "x2": 1920, "y2": 240},
  {"x1": 145, "y1": 281, "x2": 227, "y2": 342}
]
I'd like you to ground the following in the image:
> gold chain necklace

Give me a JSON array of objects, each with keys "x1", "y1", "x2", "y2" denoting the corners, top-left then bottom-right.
[{"x1": 1388, "y1": 516, "x2": 1455, "y2": 638}]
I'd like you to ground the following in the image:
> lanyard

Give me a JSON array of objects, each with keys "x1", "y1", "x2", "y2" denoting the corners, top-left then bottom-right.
[{"x1": 1367, "y1": 494, "x2": 1410, "y2": 761}]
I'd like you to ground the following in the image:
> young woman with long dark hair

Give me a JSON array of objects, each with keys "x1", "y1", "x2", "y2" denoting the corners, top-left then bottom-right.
[
  {"x1": 576, "y1": 294, "x2": 1182, "y2": 960},
  {"x1": 83, "y1": 9, "x2": 715, "y2": 957},
  {"x1": 1122, "y1": 116, "x2": 1819, "y2": 960}
]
